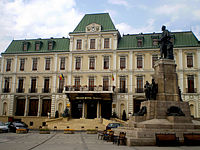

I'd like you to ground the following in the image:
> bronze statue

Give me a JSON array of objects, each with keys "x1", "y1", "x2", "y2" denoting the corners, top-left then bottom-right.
[
  {"x1": 159, "y1": 25, "x2": 174, "y2": 60},
  {"x1": 144, "y1": 79, "x2": 158, "y2": 100}
]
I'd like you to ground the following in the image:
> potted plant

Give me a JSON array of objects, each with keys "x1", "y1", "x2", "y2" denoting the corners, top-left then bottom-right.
[
  {"x1": 39, "y1": 128, "x2": 50, "y2": 134},
  {"x1": 86, "y1": 129, "x2": 97, "y2": 134}
]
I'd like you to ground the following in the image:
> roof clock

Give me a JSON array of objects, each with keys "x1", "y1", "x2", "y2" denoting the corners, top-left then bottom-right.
[{"x1": 86, "y1": 23, "x2": 101, "y2": 32}]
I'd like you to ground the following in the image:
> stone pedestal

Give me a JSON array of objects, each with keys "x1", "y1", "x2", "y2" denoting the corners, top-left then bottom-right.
[{"x1": 154, "y1": 59, "x2": 179, "y2": 101}]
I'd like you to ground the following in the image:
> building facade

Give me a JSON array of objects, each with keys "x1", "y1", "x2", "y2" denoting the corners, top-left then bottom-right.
[{"x1": 0, "y1": 13, "x2": 200, "y2": 120}]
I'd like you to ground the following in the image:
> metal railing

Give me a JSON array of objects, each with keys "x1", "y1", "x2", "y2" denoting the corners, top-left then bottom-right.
[
  {"x1": 16, "y1": 88, "x2": 25, "y2": 93},
  {"x1": 42, "y1": 88, "x2": 51, "y2": 93},
  {"x1": 2, "y1": 88, "x2": 10, "y2": 93},
  {"x1": 135, "y1": 88, "x2": 144, "y2": 93},
  {"x1": 185, "y1": 88, "x2": 197, "y2": 93},
  {"x1": 29, "y1": 88, "x2": 38, "y2": 93},
  {"x1": 65, "y1": 85, "x2": 115, "y2": 92}
]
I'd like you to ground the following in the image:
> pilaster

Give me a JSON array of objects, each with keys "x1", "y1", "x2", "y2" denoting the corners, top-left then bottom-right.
[
  {"x1": 51, "y1": 95, "x2": 56, "y2": 117},
  {"x1": 24, "y1": 96, "x2": 29, "y2": 116},
  {"x1": 9, "y1": 95, "x2": 14, "y2": 116}
]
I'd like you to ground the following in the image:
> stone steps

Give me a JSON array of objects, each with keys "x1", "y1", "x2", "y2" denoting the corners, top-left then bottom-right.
[{"x1": 46, "y1": 118, "x2": 106, "y2": 130}]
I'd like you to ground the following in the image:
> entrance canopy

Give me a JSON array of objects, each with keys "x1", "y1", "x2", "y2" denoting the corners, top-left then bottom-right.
[{"x1": 66, "y1": 93, "x2": 113, "y2": 101}]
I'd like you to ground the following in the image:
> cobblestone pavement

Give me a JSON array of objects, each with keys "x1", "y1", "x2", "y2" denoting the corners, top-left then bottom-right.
[{"x1": 0, "y1": 131, "x2": 200, "y2": 150}]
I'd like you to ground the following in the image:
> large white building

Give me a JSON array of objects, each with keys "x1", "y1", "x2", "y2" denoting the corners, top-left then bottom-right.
[{"x1": 0, "y1": 13, "x2": 200, "y2": 127}]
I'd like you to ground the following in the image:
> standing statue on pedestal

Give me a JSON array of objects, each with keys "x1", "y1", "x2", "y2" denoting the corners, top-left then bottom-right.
[
  {"x1": 159, "y1": 25, "x2": 174, "y2": 60},
  {"x1": 144, "y1": 79, "x2": 158, "y2": 100}
]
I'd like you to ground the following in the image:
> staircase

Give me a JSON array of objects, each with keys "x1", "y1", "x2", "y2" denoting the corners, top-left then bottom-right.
[{"x1": 46, "y1": 118, "x2": 110, "y2": 130}]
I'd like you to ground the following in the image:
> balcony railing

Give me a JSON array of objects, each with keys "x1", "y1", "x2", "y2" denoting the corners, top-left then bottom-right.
[
  {"x1": 2, "y1": 88, "x2": 10, "y2": 93},
  {"x1": 29, "y1": 88, "x2": 37, "y2": 93},
  {"x1": 42, "y1": 88, "x2": 51, "y2": 93},
  {"x1": 16, "y1": 88, "x2": 25, "y2": 93},
  {"x1": 57, "y1": 88, "x2": 63, "y2": 93},
  {"x1": 135, "y1": 88, "x2": 144, "y2": 93},
  {"x1": 116, "y1": 88, "x2": 128, "y2": 93},
  {"x1": 65, "y1": 85, "x2": 115, "y2": 92},
  {"x1": 186, "y1": 88, "x2": 197, "y2": 93}
]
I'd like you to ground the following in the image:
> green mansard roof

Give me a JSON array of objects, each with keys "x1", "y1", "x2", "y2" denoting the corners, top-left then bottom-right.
[
  {"x1": 3, "y1": 37, "x2": 70, "y2": 54},
  {"x1": 72, "y1": 13, "x2": 117, "y2": 33},
  {"x1": 117, "y1": 31, "x2": 200, "y2": 50}
]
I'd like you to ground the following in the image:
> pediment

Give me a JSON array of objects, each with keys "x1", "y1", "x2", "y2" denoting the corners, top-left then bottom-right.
[{"x1": 86, "y1": 23, "x2": 101, "y2": 32}]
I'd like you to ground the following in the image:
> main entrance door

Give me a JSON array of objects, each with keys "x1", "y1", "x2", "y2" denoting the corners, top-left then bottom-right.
[
  {"x1": 71, "y1": 100, "x2": 83, "y2": 118},
  {"x1": 86, "y1": 101, "x2": 97, "y2": 119}
]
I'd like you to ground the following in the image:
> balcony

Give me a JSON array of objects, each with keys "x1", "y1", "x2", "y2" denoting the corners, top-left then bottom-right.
[
  {"x1": 185, "y1": 88, "x2": 197, "y2": 93},
  {"x1": 116, "y1": 88, "x2": 128, "y2": 93},
  {"x1": 135, "y1": 88, "x2": 144, "y2": 93},
  {"x1": 65, "y1": 85, "x2": 114, "y2": 93},
  {"x1": 16, "y1": 88, "x2": 25, "y2": 93},
  {"x1": 2, "y1": 88, "x2": 10, "y2": 93},
  {"x1": 57, "y1": 88, "x2": 63, "y2": 93},
  {"x1": 29, "y1": 88, "x2": 37, "y2": 93},
  {"x1": 42, "y1": 88, "x2": 51, "y2": 93}
]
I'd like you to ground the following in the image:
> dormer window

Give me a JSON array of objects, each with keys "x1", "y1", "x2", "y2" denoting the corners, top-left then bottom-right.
[
  {"x1": 35, "y1": 41, "x2": 42, "y2": 51},
  {"x1": 136, "y1": 36, "x2": 144, "y2": 47},
  {"x1": 23, "y1": 42, "x2": 30, "y2": 51},
  {"x1": 48, "y1": 41, "x2": 55, "y2": 50},
  {"x1": 151, "y1": 35, "x2": 159, "y2": 46}
]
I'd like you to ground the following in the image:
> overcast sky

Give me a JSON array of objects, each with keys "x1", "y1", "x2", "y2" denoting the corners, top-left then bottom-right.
[{"x1": 0, "y1": 0, "x2": 200, "y2": 54}]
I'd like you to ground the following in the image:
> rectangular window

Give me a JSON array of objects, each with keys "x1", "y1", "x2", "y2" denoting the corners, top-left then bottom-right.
[
  {"x1": 32, "y1": 58, "x2": 38, "y2": 71},
  {"x1": 17, "y1": 78, "x2": 24, "y2": 93},
  {"x1": 35, "y1": 42, "x2": 40, "y2": 51},
  {"x1": 43, "y1": 78, "x2": 50, "y2": 93},
  {"x1": 4, "y1": 78, "x2": 10, "y2": 93},
  {"x1": 89, "y1": 57, "x2": 95, "y2": 69},
  {"x1": 6, "y1": 59, "x2": 11, "y2": 71},
  {"x1": 58, "y1": 79, "x2": 64, "y2": 93},
  {"x1": 120, "y1": 56, "x2": 126, "y2": 69},
  {"x1": 187, "y1": 54, "x2": 193, "y2": 68},
  {"x1": 76, "y1": 39, "x2": 82, "y2": 50},
  {"x1": 152, "y1": 39, "x2": 158, "y2": 46},
  {"x1": 90, "y1": 39, "x2": 95, "y2": 49},
  {"x1": 137, "y1": 55, "x2": 143, "y2": 68},
  {"x1": 45, "y1": 58, "x2": 51, "y2": 70},
  {"x1": 89, "y1": 77, "x2": 94, "y2": 91},
  {"x1": 152, "y1": 54, "x2": 158, "y2": 68},
  {"x1": 104, "y1": 56, "x2": 109, "y2": 69},
  {"x1": 60, "y1": 57, "x2": 65, "y2": 70},
  {"x1": 20, "y1": 58, "x2": 25, "y2": 71},
  {"x1": 103, "y1": 77, "x2": 109, "y2": 91},
  {"x1": 104, "y1": 38, "x2": 109, "y2": 49},
  {"x1": 30, "y1": 78, "x2": 36, "y2": 93},
  {"x1": 75, "y1": 77, "x2": 80, "y2": 91},
  {"x1": 137, "y1": 39, "x2": 143, "y2": 47},
  {"x1": 136, "y1": 76, "x2": 143, "y2": 93},
  {"x1": 120, "y1": 77, "x2": 126, "y2": 93},
  {"x1": 75, "y1": 57, "x2": 81, "y2": 70},
  {"x1": 187, "y1": 75, "x2": 195, "y2": 93},
  {"x1": 48, "y1": 42, "x2": 53, "y2": 50},
  {"x1": 23, "y1": 43, "x2": 28, "y2": 51}
]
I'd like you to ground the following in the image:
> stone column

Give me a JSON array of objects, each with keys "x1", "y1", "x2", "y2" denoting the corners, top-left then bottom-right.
[
  {"x1": 197, "y1": 49, "x2": 200, "y2": 93},
  {"x1": 178, "y1": 49, "x2": 184, "y2": 91},
  {"x1": 9, "y1": 95, "x2": 15, "y2": 116},
  {"x1": 82, "y1": 101, "x2": 85, "y2": 118},
  {"x1": 37, "y1": 96, "x2": 42, "y2": 117},
  {"x1": 24, "y1": 96, "x2": 29, "y2": 116}
]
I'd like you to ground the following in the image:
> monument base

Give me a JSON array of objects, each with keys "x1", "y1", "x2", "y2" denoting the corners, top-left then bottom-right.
[{"x1": 113, "y1": 59, "x2": 200, "y2": 146}]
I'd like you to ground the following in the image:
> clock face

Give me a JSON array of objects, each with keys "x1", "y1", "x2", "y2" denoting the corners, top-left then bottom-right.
[{"x1": 92, "y1": 26, "x2": 95, "y2": 31}]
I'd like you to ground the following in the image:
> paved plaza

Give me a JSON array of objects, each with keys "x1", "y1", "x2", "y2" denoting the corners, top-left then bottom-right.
[{"x1": 0, "y1": 131, "x2": 200, "y2": 150}]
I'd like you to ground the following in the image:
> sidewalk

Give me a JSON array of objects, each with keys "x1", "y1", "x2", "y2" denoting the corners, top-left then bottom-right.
[{"x1": 0, "y1": 131, "x2": 200, "y2": 150}]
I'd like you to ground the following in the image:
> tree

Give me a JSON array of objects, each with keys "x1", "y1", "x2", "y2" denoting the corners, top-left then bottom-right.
[{"x1": 122, "y1": 110, "x2": 127, "y2": 121}]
